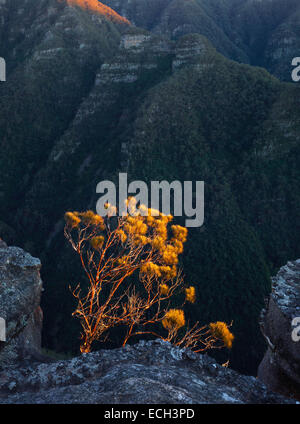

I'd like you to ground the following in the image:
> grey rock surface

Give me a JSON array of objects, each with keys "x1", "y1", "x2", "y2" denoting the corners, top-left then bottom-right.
[
  {"x1": 0, "y1": 339, "x2": 294, "y2": 404},
  {"x1": 258, "y1": 259, "x2": 300, "y2": 400},
  {"x1": 0, "y1": 244, "x2": 43, "y2": 366}
]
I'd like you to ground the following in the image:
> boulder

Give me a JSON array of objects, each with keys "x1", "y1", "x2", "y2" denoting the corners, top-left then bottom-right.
[
  {"x1": 258, "y1": 259, "x2": 300, "y2": 400},
  {"x1": 0, "y1": 243, "x2": 43, "y2": 367}
]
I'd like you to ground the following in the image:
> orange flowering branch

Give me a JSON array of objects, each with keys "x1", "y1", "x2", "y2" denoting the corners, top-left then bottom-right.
[{"x1": 64, "y1": 199, "x2": 234, "y2": 355}]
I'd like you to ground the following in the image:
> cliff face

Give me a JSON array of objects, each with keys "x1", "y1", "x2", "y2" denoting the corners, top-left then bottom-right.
[
  {"x1": 105, "y1": 0, "x2": 300, "y2": 81},
  {"x1": 0, "y1": 240, "x2": 43, "y2": 366},
  {"x1": 258, "y1": 260, "x2": 300, "y2": 400}
]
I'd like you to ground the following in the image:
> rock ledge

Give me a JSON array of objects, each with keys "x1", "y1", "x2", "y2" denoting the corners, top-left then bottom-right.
[{"x1": 0, "y1": 339, "x2": 294, "y2": 404}]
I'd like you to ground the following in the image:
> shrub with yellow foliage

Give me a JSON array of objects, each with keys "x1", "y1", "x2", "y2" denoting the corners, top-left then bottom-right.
[
  {"x1": 90, "y1": 236, "x2": 104, "y2": 250},
  {"x1": 162, "y1": 309, "x2": 185, "y2": 331},
  {"x1": 209, "y1": 322, "x2": 234, "y2": 349},
  {"x1": 159, "y1": 283, "x2": 169, "y2": 296},
  {"x1": 64, "y1": 199, "x2": 234, "y2": 355},
  {"x1": 64, "y1": 212, "x2": 81, "y2": 228},
  {"x1": 185, "y1": 286, "x2": 196, "y2": 304}
]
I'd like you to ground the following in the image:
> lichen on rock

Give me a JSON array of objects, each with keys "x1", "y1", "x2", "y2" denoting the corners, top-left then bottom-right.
[
  {"x1": 0, "y1": 242, "x2": 43, "y2": 367},
  {"x1": 258, "y1": 259, "x2": 300, "y2": 400}
]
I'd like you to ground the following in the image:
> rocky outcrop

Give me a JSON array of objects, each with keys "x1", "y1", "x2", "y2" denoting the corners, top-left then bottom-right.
[
  {"x1": 258, "y1": 260, "x2": 300, "y2": 400},
  {"x1": 0, "y1": 339, "x2": 294, "y2": 404},
  {"x1": 172, "y1": 34, "x2": 210, "y2": 71},
  {"x1": 0, "y1": 241, "x2": 43, "y2": 367},
  {"x1": 121, "y1": 34, "x2": 151, "y2": 50}
]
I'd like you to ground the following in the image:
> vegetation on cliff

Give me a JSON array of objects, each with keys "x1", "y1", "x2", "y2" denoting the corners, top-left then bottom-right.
[{"x1": 0, "y1": 0, "x2": 299, "y2": 375}]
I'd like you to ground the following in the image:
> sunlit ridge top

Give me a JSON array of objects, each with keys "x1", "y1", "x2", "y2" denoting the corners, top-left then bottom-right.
[{"x1": 65, "y1": 0, "x2": 130, "y2": 25}]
